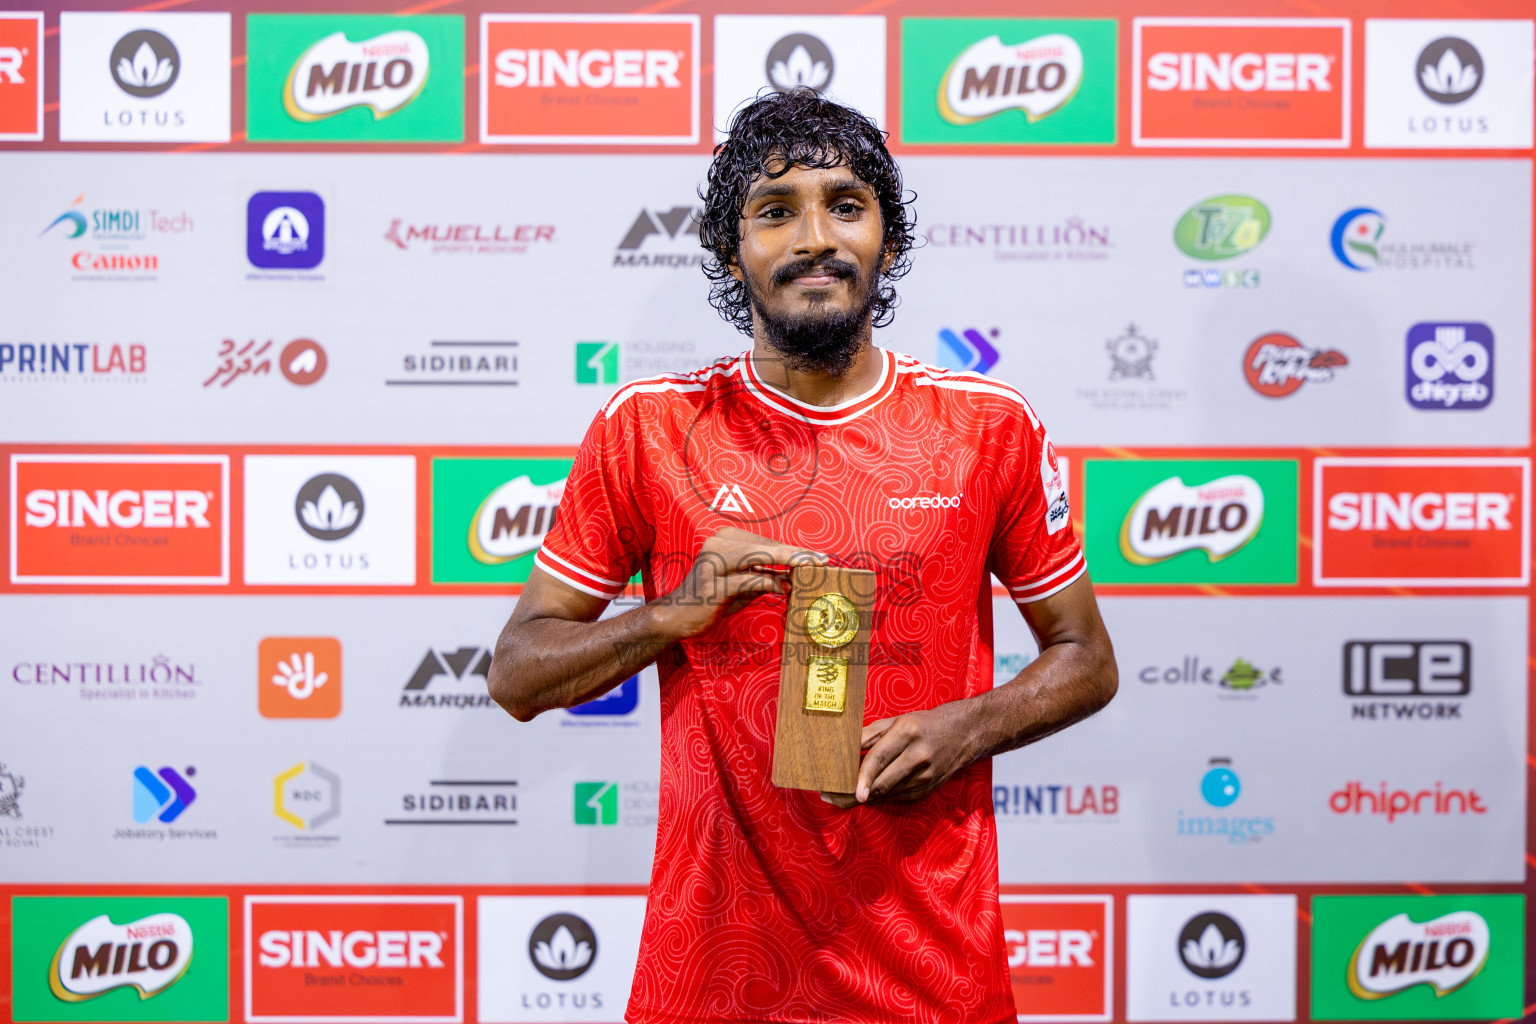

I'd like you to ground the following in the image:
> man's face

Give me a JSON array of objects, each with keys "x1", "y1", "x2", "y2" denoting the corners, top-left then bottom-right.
[{"x1": 732, "y1": 161, "x2": 887, "y2": 374}]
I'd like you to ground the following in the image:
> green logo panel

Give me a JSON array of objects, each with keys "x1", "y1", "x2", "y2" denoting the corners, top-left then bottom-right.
[
  {"x1": 1311, "y1": 895, "x2": 1524, "y2": 1020},
  {"x1": 246, "y1": 14, "x2": 464, "y2": 142},
  {"x1": 1084, "y1": 458, "x2": 1298, "y2": 585},
  {"x1": 576, "y1": 342, "x2": 619, "y2": 385},
  {"x1": 431, "y1": 457, "x2": 572, "y2": 584},
  {"x1": 11, "y1": 896, "x2": 229, "y2": 1022},
  {"x1": 574, "y1": 781, "x2": 619, "y2": 825},
  {"x1": 900, "y1": 18, "x2": 1117, "y2": 144}
]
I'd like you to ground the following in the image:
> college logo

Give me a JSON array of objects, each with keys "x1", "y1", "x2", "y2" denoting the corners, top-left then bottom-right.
[
  {"x1": 431, "y1": 458, "x2": 573, "y2": 585},
  {"x1": 1345, "y1": 640, "x2": 1469, "y2": 721},
  {"x1": 901, "y1": 18, "x2": 1116, "y2": 144},
  {"x1": 11, "y1": 454, "x2": 228, "y2": 585},
  {"x1": 58, "y1": 12, "x2": 231, "y2": 142},
  {"x1": 247, "y1": 14, "x2": 462, "y2": 142},
  {"x1": 1133, "y1": 18, "x2": 1349, "y2": 147},
  {"x1": 1127, "y1": 895, "x2": 1297, "y2": 1021},
  {"x1": 274, "y1": 761, "x2": 340, "y2": 834},
  {"x1": 259, "y1": 637, "x2": 342, "y2": 719},
  {"x1": 1405, "y1": 322, "x2": 1492, "y2": 410},
  {"x1": 247, "y1": 191, "x2": 325, "y2": 273},
  {"x1": 1000, "y1": 896, "x2": 1111, "y2": 1022},
  {"x1": 1314, "y1": 458, "x2": 1528, "y2": 586},
  {"x1": 1174, "y1": 195, "x2": 1269, "y2": 261},
  {"x1": 246, "y1": 896, "x2": 462, "y2": 1022},
  {"x1": 1138, "y1": 655, "x2": 1283, "y2": 695},
  {"x1": 402, "y1": 647, "x2": 495, "y2": 709},
  {"x1": 1243, "y1": 333, "x2": 1346, "y2": 398},
  {"x1": 1310, "y1": 895, "x2": 1523, "y2": 1018},
  {"x1": 481, "y1": 15, "x2": 698, "y2": 145},
  {"x1": 714, "y1": 16, "x2": 886, "y2": 139},
  {"x1": 0, "y1": 13, "x2": 43, "y2": 140},
  {"x1": 132, "y1": 765, "x2": 196, "y2": 823}
]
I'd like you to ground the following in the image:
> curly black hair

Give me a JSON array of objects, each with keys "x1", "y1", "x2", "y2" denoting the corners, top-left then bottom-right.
[{"x1": 699, "y1": 89, "x2": 916, "y2": 336}]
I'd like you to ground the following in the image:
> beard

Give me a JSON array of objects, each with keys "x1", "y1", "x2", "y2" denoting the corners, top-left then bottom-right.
[{"x1": 743, "y1": 256, "x2": 878, "y2": 376}]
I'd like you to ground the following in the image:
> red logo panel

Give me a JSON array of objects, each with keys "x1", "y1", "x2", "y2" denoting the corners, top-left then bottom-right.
[
  {"x1": 1001, "y1": 896, "x2": 1112, "y2": 1021},
  {"x1": 0, "y1": 13, "x2": 42, "y2": 140},
  {"x1": 1315, "y1": 458, "x2": 1529, "y2": 586}
]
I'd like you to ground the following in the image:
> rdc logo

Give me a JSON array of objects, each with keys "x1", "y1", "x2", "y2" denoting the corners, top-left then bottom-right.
[{"x1": 1405, "y1": 322, "x2": 1493, "y2": 411}]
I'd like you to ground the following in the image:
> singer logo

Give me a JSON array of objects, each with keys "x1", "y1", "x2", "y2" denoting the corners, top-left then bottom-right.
[
  {"x1": 480, "y1": 15, "x2": 698, "y2": 145},
  {"x1": 10, "y1": 455, "x2": 229, "y2": 585},
  {"x1": 1000, "y1": 896, "x2": 1112, "y2": 1020},
  {"x1": 1134, "y1": 18, "x2": 1349, "y2": 147},
  {"x1": 0, "y1": 12, "x2": 42, "y2": 141},
  {"x1": 245, "y1": 896, "x2": 462, "y2": 1022},
  {"x1": 283, "y1": 30, "x2": 428, "y2": 121},
  {"x1": 1315, "y1": 458, "x2": 1529, "y2": 586}
]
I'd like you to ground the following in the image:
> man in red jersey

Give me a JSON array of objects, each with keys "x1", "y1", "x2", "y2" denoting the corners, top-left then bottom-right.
[{"x1": 489, "y1": 90, "x2": 1117, "y2": 1023}]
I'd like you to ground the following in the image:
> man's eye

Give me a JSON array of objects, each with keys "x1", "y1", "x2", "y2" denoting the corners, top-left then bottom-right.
[
  {"x1": 762, "y1": 207, "x2": 790, "y2": 219},
  {"x1": 833, "y1": 201, "x2": 861, "y2": 215}
]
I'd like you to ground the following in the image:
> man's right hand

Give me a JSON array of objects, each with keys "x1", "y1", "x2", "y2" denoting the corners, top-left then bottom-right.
[{"x1": 647, "y1": 527, "x2": 828, "y2": 641}]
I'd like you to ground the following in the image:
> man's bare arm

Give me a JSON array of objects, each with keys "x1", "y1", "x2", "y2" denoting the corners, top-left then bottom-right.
[{"x1": 487, "y1": 529, "x2": 826, "y2": 722}]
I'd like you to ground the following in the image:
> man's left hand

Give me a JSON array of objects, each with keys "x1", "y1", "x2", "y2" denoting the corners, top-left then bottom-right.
[{"x1": 820, "y1": 704, "x2": 978, "y2": 809}]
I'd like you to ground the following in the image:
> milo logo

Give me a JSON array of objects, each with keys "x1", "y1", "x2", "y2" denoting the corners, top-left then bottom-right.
[
  {"x1": 1348, "y1": 911, "x2": 1489, "y2": 1000},
  {"x1": 1119, "y1": 474, "x2": 1263, "y2": 565},
  {"x1": 469, "y1": 475, "x2": 565, "y2": 565},
  {"x1": 49, "y1": 913, "x2": 193, "y2": 1002},
  {"x1": 283, "y1": 30, "x2": 431, "y2": 122},
  {"x1": 1174, "y1": 195, "x2": 1270, "y2": 261},
  {"x1": 938, "y1": 33, "x2": 1084, "y2": 125}
]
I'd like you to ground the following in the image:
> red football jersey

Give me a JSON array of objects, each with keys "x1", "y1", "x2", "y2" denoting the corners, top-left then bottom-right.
[{"x1": 537, "y1": 348, "x2": 1084, "y2": 1023}]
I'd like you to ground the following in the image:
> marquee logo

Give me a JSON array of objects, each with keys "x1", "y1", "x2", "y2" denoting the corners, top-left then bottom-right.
[
  {"x1": 1350, "y1": 911, "x2": 1488, "y2": 998},
  {"x1": 0, "y1": 13, "x2": 43, "y2": 140},
  {"x1": 481, "y1": 15, "x2": 699, "y2": 145},
  {"x1": 1134, "y1": 18, "x2": 1350, "y2": 147},
  {"x1": 1243, "y1": 333, "x2": 1347, "y2": 397},
  {"x1": 401, "y1": 646, "x2": 495, "y2": 710},
  {"x1": 938, "y1": 33, "x2": 1083, "y2": 125},
  {"x1": 284, "y1": 30, "x2": 429, "y2": 121},
  {"x1": 1000, "y1": 896, "x2": 1112, "y2": 1021},
  {"x1": 1120, "y1": 474, "x2": 1263, "y2": 564},
  {"x1": 49, "y1": 912, "x2": 193, "y2": 1002}
]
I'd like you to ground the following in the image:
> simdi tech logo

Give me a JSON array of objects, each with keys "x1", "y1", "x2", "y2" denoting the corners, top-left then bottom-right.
[
  {"x1": 480, "y1": 15, "x2": 699, "y2": 145},
  {"x1": 1000, "y1": 895, "x2": 1112, "y2": 1022},
  {"x1": 245, "y1": 895, "x2": 462, "y2": 1023},
  {"x1": 900, "y1": 18, "x2": 1117, "y2": 145},
  {"x1": 10, "y1": 895, "x2": 229, "y2": 1022},
  {"x1": 1310, "y1": 895, "x2": 1523, "y2": 1019},
  {"x1": 10, "y1": 454, "x2": 229, "y2": 585},
  {"x1": 0, "y1": 12, "x2": 43, "y2": 141},
  {"x1": 431, "y1": 457, "x2": 572, "y2": 585},
  {"x1": 1133, "y1": 18, "x2": 1350, "y2": 147},
  {"x1": 246, "y1": 14, "x2": 463, "y2": 142},
  {"x1": 1314, "y1": 457, "x2": 1529, "y2": 587}
]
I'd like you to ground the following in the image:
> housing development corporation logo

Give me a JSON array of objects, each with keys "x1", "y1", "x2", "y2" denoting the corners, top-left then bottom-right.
[
  {"x1": 1405, "y1": 322, "x2": 1492, "y2": 410},
  {"x1": 481, "y1": 15, "x2": 698, "y2": 145},
  {"x1": 1243, "y1": 333, "x2": 1346, "y2": 398},
  {"x1": 1000, "y1": 896, "x2": 1112, "y2": 1021},
  {"x1": 1134, "y1": 18, "x2": 1349, "y2": 147},
  {"x1": 901, "y1": 18, "x2": 1116, "y2": 144},
  {"x1": 0, "y1": 13, "x2": 43, "y2": 141}
]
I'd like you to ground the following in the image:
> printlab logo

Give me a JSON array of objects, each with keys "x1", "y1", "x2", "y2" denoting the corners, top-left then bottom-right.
[
  {"x1": 401, "y1": 646, "x2": 495, "y2": 709},
  {"x1": 295, "y1": 473, "x2": 363, "y2": 540},
  {"x1": 0, "y1": 342, "x2": 148, "y2": 382},
  {"x1": 247, "y1": 191, "x2": 325, "y2": 273},
  {"x1": 1417, "y1": 37, "x2": 1482, "y2": 104},
  {"x1": 614, "y1": 205, "x2": 702, "y2": 268},
  {"x1": 1179, "y1": 912, "x2": 1244, "y2": 979},
  {"x1": 993, "y1": 783, "x2": 1119, "y2": 820},
  {"x1": 1406, "y1": 322, "x2": 1492, "y2": 410},
  {"x1": 132, "y1": 765, "x2": 196, "y2": 823},
  {"x1": 258, "y1": 637, "x2": 342, "y2": 719},
  {"x1": 110, "y1": 30, "x2": 177, "y2": 98},
  {"x1": 1344, "y1": 640, "x2": 1470, "y2": 722},
  {"x1": 274, "y1": 761, "x2": 340, "y2": 837},
  {"x1": 1243, "y1": 333, "x2": 1347, "y2": 398},
  {"x1": 576, "y1": 341, "x2": 620, "y2": 385},
  {"x1": 204, "y1": 338, "x2": 327, "y2": 388},
  {"x1": 937, "y1": 326, "x2": 1000, "y2": 373},
  {"x1": 529, "y1": 913, "x2": 597, "y2": 981}
]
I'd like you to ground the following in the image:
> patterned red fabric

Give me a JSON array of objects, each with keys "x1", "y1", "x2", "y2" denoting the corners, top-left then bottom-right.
[{"x1": 537, "y1": 348, "x2": 1084, "y2": 1024}]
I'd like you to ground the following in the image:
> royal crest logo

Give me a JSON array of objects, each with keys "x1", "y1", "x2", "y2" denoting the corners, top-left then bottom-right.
[
  {"x1": 1106, "y1": 324, "x2": 1156, "y2": 380},
  {"x1": 0, "y1": 761, "x2": 23, "y2": 818},
  {"x1": 938, "y1": 33, "x2": 1083, "y2": 124},
  {"x1": 1119, "y1": 475, "x2": 1264, "y2": 564},
  {"x1": 1348, "y1": 910, "x2": 1489, "y2": 999},
  {"x1": 49, "y1": 912, "x2": 194, "y2": 1002},
  {"x1": 283, "y1": 30, "x2": 429, "y2": 121}
]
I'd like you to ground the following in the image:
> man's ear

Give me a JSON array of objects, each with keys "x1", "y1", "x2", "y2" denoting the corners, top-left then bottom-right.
[
  {"x1": 728, "y1": 254, "x2": 742, "y2": 283},
  {"x1": 879, "y1": 244, "x2": 895, "y2": 276}
]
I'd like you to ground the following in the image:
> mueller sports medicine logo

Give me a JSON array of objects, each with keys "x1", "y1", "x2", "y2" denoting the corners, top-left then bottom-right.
[
  {"x1": 1314, "y1": 458, "x2": 1529, "y2": 586},
  {"x1": 49, "y1": 912, "x2": 194, "y2": 1002},
  {"x1": 1120, "y1": 474, "x2": 1263, "y2": 564},
  {"x1": 1134, "y1": 18, "x2": 1349, "y2": 147},
  {"x1": 1000, "y1": 896, "x2": 1111, "y2": 1020},
  {"x1": 938, "y1": 33, "x2": 1084, "y2": 125},
  {"x1": 481, "y1": 15, "x2": 699, "y2": 145},
  {"x1": 1406, "y1": 322, "x2": 1492, "y2": 410},
  {"x1": 0, "y1": 13, "x2": 43, "y2": 141},
  {"x1": 11, "y1": 455, "x2": 228, "y2": 585},
  {"x1": 1349, "y1": 910, "x2": 1488, "y2": 999},
  {"x1": 245, "y1": 896, "x2": 462, "y2": 1022},
  {"x1": 386, "y1": 219, "x2": 554, "y2": 256},
  {"x1": 1345, "y1": 640, "x2": 1470, "y2": 722},
  {"x1": 284, "y1": 30, "x2": 429, "y2": 122},
  {"x1": 1244, "y1": 333, "x2": 1346, "y2": 397}
]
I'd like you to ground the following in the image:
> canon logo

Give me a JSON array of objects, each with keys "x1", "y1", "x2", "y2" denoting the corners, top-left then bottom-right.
[
  {"x1": 888, "y1": 494, "x2": 962, "y2": 510},
  {"x1": 25, "y1": 489, "x2": 209, "y2": 529},
  {"x1": 493, "y1": 48, "x2": 680, "y2": 89},
  {"x1": 257, "y1": 929, "x2": 444, "y2": 969},
  {"x1": 1146, "y1": 51, "x2": 1332, "y2": 92},
  {"x1": 1326, "y1": 491, "x2": 1510, "y2": 532}
]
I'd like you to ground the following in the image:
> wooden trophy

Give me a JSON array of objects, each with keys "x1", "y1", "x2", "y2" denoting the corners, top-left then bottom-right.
[{"x1": 771, "y1": 564, "x2": 877, "y2": 794}]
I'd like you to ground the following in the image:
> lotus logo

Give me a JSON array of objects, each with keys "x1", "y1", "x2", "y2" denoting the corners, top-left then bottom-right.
[
  {"x1": 469, "y1": 475, "x2": 565, "y2": 565},
  {"x1": 1173, "y1": 195, "x2": 1270, "y2": 261},
  {"x1": 49, "y1": 913, "x2": 193, "y2": 1002},
  {"x1": 1416, "y1": 37, "x2": 1482, "y2": 105},
  {"x1": 1330, "y1": 207, "x2": 1386, "y2": 271},
  {"x1": 767, "y1": 33, "x2": 833, "y2": 92},
  {"x1": 109, "y1": 30, "x2": 179, "y2": 98},
  {"x1": 1348, "y1": 910, "x2": 1489, "y2": 999},
  {"x1": 528, "y1": 913, "x2": 597, "y2": 981},
  {"x1": 1120, "y1": 475, "x2": 1264, "y2": 565},
  {"x1": 1178, "y1": 912, "x2": 1245, "y2": 979},
  {"x1": 939, "y1": 34, "x2": 1084, "y2": 125},
  {"x1": 295, "y1": 473, "x2": 364, "y2": 541},
  {"x1": 283, "y1": 30, "x2": 430, "y2": 122}
]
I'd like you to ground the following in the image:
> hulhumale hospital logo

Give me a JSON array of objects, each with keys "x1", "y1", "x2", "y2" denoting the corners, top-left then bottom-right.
[{"x1": 1177, "y1": 757, "x2": 1275, "y2": 844}]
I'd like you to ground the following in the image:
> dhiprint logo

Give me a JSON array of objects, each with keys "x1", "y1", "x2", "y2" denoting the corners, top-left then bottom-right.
[
  {"x1": 132, "y1": 765, "x2": 196, "y2": 823},
  {"x1": 1331, "y1": 207, "x2": 1385, "y2": 270},
  {"x1": 49, "y1": 911, "x2": 195, "y2": 1001},
  {"x1": 1243, "y1": 333, "x2": 1347, "y2": 398},
  {"x1": 937, "y1": 326, "x2": 1000, "y2": 373},
  {"x1": 283, "y1": 29, "x2": 430, "y2": 122},
  {"x1": 0, "y1": 13, "x2": 43, "y2": 141},
  {"x1": 529, "y1": 914, "x2": 597, "y2": 981},
  {"x1": 1179, "y1": 912, "x2": 1245, "y2": 979},
  {"x1": 767, "y1": 34, "x2": 833, "y2": 91},
  {"x1": 258, "y1": 637, "x2": 342, "y2": 720},
  {"x1": 295, "y1": 473, "x2": 363, "y2": 541},
  {"x1": 708, "y1": 483, "x2": 754, "y2": 515},
  {"x1": 1328, "y1": 779, "x2": 1487, "y2": 822},
  {"x1": 1417, "y1": 37, "x2": 1482, "y2": 104},
  {"x1": 1405, "y1": 322, "x2": 1492, "y2": 410},
  {"x1": 109, "y1": 30, "x2": 177, "y2": 98},
  {"x1": 938, "y1": 32, "x2": 1085, "y2": 125},
  {"x1": 247, "y1": 191, "x2": 325, "y2": 273}
]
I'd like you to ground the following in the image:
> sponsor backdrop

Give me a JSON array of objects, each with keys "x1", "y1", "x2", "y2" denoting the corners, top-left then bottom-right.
[{"x1": 0, "y1": 1, "x2": 1533, "y2": 1022}]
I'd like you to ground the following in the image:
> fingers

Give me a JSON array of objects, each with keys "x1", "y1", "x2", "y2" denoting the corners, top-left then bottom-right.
[
  {"x1": 819, "y1": 792, "x2": 859, "y2": 809},
  {"x1": 864, "y1": 742, "x2": 932, "y2": 803},
  {"x1": 861, "y1": 717, "x2": 895, "y2": 751},
  {"x1": 706, "y1": 528, "x2": 827, "y2": 572},
  {"x1": 855, "y1": 722, "x2": 909, "y2": 803}
]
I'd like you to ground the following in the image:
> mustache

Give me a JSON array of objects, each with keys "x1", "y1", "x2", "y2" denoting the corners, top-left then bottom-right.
[{"x1": 771, "y1": 257, "x2": 860, "y2": 288}]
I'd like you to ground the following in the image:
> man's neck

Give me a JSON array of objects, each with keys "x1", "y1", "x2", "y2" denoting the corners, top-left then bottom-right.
[{"x1": 748, "y1": 336, "x2": 882, "y2": 408}]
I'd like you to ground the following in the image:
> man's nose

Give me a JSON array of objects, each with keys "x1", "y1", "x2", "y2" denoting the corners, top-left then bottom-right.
[{"x1": 790, "y1": 205, "x2": 837, "y2": 259}]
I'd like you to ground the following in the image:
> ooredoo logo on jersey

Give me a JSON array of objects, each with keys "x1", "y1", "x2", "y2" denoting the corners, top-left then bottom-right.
[
  {"x1": 245, "y1": 896, "x2": 462, "y2": 1022},
  {"x1": 480, "y1": 15, "x2": 699, "y2": 145},
  {"x1": 1134, "y1": 18, "x2": 1350, "y2": 147},
  {"x1": 1314, "y1": 458, "x2": 1529, "y2": 586},
  {"x1": 10, "y1": 454, "x2": 229, "y2": 585}
]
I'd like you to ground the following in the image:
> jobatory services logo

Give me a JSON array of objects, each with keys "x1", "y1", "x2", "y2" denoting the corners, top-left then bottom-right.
[
  {"x1": 1176, "y1": 757, "x2": 1275, "y2": 845},
  {"x1": 477, "y1": 896, "x2": 647, "y2": 1021},
  {"x1": 1243, "y1": 333, "x2": 1347, "y2": 398},
  {"x1": 247, "y1": 192, "x2": 326, "y2": 277},
  {"x1": 387, "y1": 779, "x2": 518, "y2": 827},
  {"x1": 901, "y1": 18, "x2": 1117, "y2": 144},
  {"x1": 1405, "y1": 322, "x2": 1493, "y2": 410},
  {"x1": 713, "y1": 16, "x2": 886, "y2": 140},
  {"x1": 245, "y1": 895, "x2": 462, "y2": 1023},
  {"x1": 1000, "y1": 896, "x2": 1112, "y2": 1022},
  {"x1": 246, "y1": 14, "x2": 463, "y2": 143},
  {"x1": 39, "y1": 192, "x2": 194, "y2": 284},
  {"x1": 58, "y1": 12, "x2": 230, "y2": 142},
  {"x1": 11, "y1": 454, "x2": 229, "y2": 586},
  {"x1": 10, "y1": 896, "x2": 228, "y2": 1022},
  {"x1": 430, "y1": 457, "x2": 573, "y2": 585},
  {"x1": 614, "y1": 204, "x2": 702, "y2": 268},
  {"x1": 936, "y1": 326, "x2": 1000, "y2": 373},
  {"x1": 204, "y1": 338, "x2": 328, "y2": 388},
  {"x1": 480, "y1": 15, "x2": 699, "y2": 145},
  {"x1": 1, "y1": 342, "x2": 148, "y2": 383},
  {"x1": 258, "y1": 637, "x2": 342, "y2": 719},
  {"x1": 1313, "y1": 457, "x2": 1529, "y2": 586},
  {"x1": 273, "y1": 761, "x2": 340, "y2": 842},
  {"x1": 1310, "y1": 895, "x2": 1523, "y2": 1018},
  {"x1": 1344, "y1": 640, "x2": 1470, "y2": 722},
  {"x1": 1329, "y1": 207, "x2": 1475, "y2": 272},
  {"x1": 1364, "y1": 20, "x2": 1534, "y2": 149},
  {"x1": 1133, "y1": 18, "x2": 1350, "y2": 147},
  {"x1": 386, "y1": 340, "x2": 519, "y2": 388},
  {"x1": 1085, "y1": 459, "x2": 1298, "y2": 585},
  {"x1": 401, "y1": 646, "x2": 495, "y2": 709},
  {"x1": 132, "y1": 764, "x2": 196, "y2": 824},
  {"x1": 0, "y1": 12, "x2": 43, "y2": 140},
  {"x1": 1126, "y1": 895, "x2": 1297, "y2": 1022}
]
